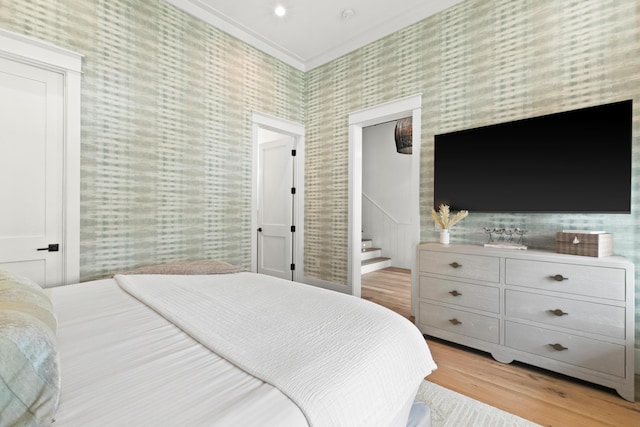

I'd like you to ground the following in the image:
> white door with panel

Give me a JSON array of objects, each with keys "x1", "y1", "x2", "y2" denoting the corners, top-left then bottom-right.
[
  {"x1": 257, "y1": 137, "x2": 296, "y2": 280},
  {"x1": 0, "y1": 56, "x2": 64, "y2": 287}
]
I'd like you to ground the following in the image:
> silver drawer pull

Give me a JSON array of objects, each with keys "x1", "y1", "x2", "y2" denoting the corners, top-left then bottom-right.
[
  {"x1": 550, "y1": 274, "x2": 569, "y2": 281},
  {"x1": 448, "y1": 318, "x2": 462, "y2": 325},
  {"x1": 548, "y1": 309, "x2": 568, "y2": 316},
  {"x1": 549, "y1": 343, "x2": 568, "y2": 351},
  {"x1": 449, "y1": 290, "x2": 462, "y2": 297},
  {"x1": 449, "y1": 262, "x2": 462, "y2": 268}
]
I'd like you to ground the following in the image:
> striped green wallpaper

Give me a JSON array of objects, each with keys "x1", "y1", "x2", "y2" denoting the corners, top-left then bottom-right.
[
  {"x1": 308, "y1": 0, "x2": 639, "y2": 279},
  {"x1": 0, "y1": 0, "x2": 304, "y2": 280}
]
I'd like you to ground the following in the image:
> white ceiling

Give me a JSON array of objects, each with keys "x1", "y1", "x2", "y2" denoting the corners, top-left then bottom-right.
[{"x1": 164, "y1": 0, "x2": 466, "y2": 71}]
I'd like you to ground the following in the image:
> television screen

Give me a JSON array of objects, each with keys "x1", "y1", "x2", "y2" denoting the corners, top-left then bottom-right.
[{"x1": 433, "y1": 100, "x2": 632, "y2": 213}]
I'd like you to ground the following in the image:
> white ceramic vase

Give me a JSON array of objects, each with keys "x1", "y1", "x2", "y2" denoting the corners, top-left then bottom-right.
[{"x1": 440, "y1": 229, "x2": 450, "y2": 244}]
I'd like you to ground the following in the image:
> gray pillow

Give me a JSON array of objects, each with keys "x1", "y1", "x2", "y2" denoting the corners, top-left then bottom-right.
[{"x1": 117, "y1": 259, "x2": 246, "y2": 275}]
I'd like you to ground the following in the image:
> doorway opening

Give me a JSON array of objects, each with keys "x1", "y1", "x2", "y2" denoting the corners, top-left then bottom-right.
[
  {"x1": 251, "y1": 112, "x2": 305, "y2": 282},
  {"x1": 361, "y1": 120, "x2": 414, "y2": 273},
  {"x1": 348, "y1": 94, "x2": 421, "y2": 315},
  {"x1": 0, "y1": 29, "x2": 81, "y2": 287}
]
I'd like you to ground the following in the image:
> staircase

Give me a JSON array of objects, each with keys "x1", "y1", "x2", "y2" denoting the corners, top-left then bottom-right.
[{"x1": 361, "y1": 238, "x2": 391, "y2": 274}]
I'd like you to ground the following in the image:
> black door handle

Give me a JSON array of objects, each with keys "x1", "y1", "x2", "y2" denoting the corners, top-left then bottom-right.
[{"x1": 37, "y1": 244, "x2": 59, "y2": 252}]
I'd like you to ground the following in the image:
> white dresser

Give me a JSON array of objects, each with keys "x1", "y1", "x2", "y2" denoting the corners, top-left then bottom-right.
[{"x1": 415, "y1": 242, "x2": 635, "y2": 401}]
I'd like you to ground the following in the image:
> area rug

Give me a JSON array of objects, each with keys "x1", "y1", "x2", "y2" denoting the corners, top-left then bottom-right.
[{"x1": 415, "y1": 380, "x2": 542, "y2": 426}]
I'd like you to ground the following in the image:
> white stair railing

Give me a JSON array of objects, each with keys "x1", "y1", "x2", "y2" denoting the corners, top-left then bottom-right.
[{"x1": 362, "y1": 193, "x2": 412, "y2": 269}]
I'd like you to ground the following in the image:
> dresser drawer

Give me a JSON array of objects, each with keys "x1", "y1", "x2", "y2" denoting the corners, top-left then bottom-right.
[
  {"x1": 505, "y1": 258, "x2": 625, "y2": 300},
  {"x1": 419, "y1": 276, "x2": 499, "y2": 313},
  {"x1": 419, "y1": 302, "x2": 499, "y2": 343},
  {"x1": 505, "y1": 322, "x2": 625, "y2": 377},
  {"x1": 419, "y1": 251, "x2": 499, "y2": 283},
  {"x1": 505, "y1": 290, "x2": 625, "y2": 339}
]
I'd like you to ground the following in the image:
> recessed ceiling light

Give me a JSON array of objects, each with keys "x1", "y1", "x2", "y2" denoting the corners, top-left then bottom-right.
[
  {"x1": 274, "y1": 5, "x2": 286, "y2": 17},
  {"x1": 341, "y1": 9, "x2": 355, "y2": 20}
]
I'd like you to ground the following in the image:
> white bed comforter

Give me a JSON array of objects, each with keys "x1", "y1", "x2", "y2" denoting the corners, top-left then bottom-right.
[{"x1": 115, "y1": 272, "x2": 437, "y2": 427}]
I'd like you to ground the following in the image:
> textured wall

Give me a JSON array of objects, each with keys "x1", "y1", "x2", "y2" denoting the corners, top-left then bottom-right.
[
  {"x1": 0, "y1": 0, "x2": 304, "y2": 281},
  {"x1": 305, "y1": 0, "x2": 639, "y2": 343}
]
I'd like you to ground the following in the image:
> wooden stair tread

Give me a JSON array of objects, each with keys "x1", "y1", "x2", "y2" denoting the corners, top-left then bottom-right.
[{"x1": 361, "y1": 256, "x2": 391, "y2": 265}]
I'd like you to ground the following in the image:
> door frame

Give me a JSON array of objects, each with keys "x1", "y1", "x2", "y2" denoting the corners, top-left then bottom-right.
[
  {"x1": 348, "y1": 94, "x2": 422, "y2": 312},
  {"x1": 251, "y1": 111, "x2": 305, "y2": 282},
  {"x1": 0, "y1": 29, "x2": 82, "y2": 285}
]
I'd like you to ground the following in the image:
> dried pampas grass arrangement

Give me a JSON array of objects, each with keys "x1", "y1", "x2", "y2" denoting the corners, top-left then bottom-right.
[{"x1": 431, "y1": 204, "x2": 468, "y2": 229}]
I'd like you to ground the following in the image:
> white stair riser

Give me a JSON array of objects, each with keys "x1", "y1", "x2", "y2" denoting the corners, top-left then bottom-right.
[
  {"x1": 361, "y1": 258, "x2": 391, "y2": 274},
  {"x1": 361, "y1": 249, "x2": 382, "y2": 260},
  {"x1": 362, "y1": 239, "x2": 373, "y2": 249}
]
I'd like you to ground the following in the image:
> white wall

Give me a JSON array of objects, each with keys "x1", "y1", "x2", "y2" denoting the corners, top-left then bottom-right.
[
  {"x1": 363, "y1": 121, "x2": 412, "y2": 224},
  {"x1": 362, "y1": 121, "x2": 413, "y2": 268}
]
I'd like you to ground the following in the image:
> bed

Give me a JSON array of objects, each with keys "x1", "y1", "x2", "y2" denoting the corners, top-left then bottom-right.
[{"x1": 0, "y1": 261, "x2": 437, "y2": 427}]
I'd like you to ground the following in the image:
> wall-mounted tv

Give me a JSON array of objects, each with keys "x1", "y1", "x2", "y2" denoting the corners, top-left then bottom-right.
[{"x1": 433, "y1": 100, "x2": 632, "y2": 213}]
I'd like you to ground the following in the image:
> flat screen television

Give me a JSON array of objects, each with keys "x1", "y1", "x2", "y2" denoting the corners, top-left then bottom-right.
[{"x1": 433, "y1": 100, "x2": 632, "y2": 213}]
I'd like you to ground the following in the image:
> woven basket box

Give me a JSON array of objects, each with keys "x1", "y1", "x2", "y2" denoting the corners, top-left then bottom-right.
[{"x1": 556, "y1": 232, "x2": 613, "y2": 257}]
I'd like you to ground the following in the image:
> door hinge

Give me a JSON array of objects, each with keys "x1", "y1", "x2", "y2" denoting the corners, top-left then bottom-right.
[
  {"x1": 290, "y1": 263, "x2": 296, "y2": 271},
  {"x1": 291, "y1": 187, "x2": 296, "y2": 194},
  {"x1": 291, "y1": 149, "x2": 296, "y2": 156},
  {"x1": 291, "y1": 225, "x2": 296, "y2": 232}
]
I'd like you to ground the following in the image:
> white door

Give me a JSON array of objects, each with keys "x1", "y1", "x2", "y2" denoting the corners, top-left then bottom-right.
[
  {"x1": 257, "y1": 137, "x2": 295, "y2": 280},
  {"x1": 0, "y1": 56, "x2": 64, "y2": 287}
]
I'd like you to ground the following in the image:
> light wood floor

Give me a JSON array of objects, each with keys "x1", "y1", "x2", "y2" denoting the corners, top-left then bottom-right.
[{"x1": 361, "y1": 267, "x2": 640, "y2": 427}]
